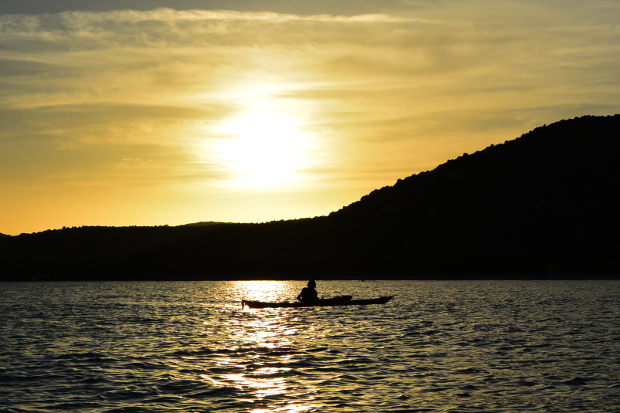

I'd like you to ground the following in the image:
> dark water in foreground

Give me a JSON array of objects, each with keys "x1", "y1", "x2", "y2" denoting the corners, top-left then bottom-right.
[{"x1": 1, "y1": 280, "x2": 619, "y2": 412}]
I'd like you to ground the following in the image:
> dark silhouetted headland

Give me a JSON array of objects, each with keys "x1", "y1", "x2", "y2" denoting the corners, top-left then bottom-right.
[{"x1": 1, "y1": 115, "x2": 619, "y2": 280}]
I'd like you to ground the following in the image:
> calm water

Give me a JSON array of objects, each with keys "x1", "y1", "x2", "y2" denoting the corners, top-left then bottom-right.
[{"x1": 1, "y1": 280, "x2": 619, "y2": 412}]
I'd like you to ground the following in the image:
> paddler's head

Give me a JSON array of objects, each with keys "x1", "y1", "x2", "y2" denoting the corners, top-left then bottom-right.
[{"x1": 308, "y1": 280, "x2": 316, "y2": 288}]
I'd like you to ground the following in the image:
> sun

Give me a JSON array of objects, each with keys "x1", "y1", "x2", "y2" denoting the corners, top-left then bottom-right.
[
  {"x1": 212, "y1": 103, "x2": 315, "y2": 189},
  {"x1": 215, "y1": 112, "x2": 313, "y2": 189}
]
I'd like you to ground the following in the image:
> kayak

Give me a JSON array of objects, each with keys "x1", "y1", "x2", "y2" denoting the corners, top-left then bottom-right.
[{"x1": 242, "y1": 295, "x2": 393, "y2": 309}]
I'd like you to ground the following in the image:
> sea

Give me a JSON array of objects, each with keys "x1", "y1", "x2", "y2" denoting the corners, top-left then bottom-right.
[{"x1": 1, "y1": 280, "x2": 619, "y2": 412}]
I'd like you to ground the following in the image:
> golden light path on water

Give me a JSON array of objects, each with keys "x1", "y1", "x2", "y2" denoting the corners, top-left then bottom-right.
[
  {"x1": 234, "y1": 280, "x2": 296, "y2": 302},
  {"x1": 202, "y1": 281, "x2": 320, "y2": 412}
]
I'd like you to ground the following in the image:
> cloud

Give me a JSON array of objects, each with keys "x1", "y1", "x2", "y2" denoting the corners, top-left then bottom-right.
[
  {"x1": 0, "y1": 0, "x2": 403, "y2": 15},
  {"x1": 0, "y1": 9, "x2": 445, "y2": 144},
  {"x1": 0, "y1": 9, "x2": 432, "y2": 54},
  {"x1": 2, "y1": 6, "x2": 618, "y2": 126}
]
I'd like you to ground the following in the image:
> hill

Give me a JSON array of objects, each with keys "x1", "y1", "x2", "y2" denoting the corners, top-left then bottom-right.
[
  {"x1": 1, "y1": 115, "x2": 619, "y2": 280},
  {"x1": 326, "y1": 115, "x2": 620, "y2": 277}
]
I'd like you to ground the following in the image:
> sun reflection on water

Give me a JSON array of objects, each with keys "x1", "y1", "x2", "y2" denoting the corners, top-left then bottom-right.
[
  {"x1": 202, "y1": 280, "x2": 319, "y2": 411},
  {"x1": 233, "y1": 280, "x2": 297, "y2": 303}
]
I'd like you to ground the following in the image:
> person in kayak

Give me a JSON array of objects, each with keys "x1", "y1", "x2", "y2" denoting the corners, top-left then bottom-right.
[{"x1": 297, "y1": 280, "x2": 319, "y2": 303}]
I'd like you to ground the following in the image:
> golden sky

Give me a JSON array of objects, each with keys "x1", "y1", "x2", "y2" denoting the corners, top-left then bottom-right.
[{"x1": 1, "y1": 1, "x2": 619, "y2": 235}]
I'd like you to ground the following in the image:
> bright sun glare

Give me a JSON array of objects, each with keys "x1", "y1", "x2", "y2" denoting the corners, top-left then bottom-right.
[{"x1": 210, "y1": 86, "x2": 316, "y2": 189}]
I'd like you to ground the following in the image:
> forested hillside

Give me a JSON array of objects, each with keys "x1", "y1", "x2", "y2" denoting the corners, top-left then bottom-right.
[{"x1": 1, "y1": 115, "x2": 619, "y2": 280}]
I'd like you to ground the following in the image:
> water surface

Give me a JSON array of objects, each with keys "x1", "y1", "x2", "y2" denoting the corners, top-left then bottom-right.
[{"x1": 1, "y1": 280, "x2": 619, "y2": 412}]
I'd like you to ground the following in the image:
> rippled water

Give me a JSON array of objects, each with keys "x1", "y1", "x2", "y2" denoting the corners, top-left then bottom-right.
[{"x1": 1, "y1": 280, "x2": 619, "y2": 412}]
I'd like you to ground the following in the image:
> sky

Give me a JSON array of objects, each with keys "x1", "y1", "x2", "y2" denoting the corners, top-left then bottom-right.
[{"x1": 1, "y1": 0, "x2": 619, "y2": 235}]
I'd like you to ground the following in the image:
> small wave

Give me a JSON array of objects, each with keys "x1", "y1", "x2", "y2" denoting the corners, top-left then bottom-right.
[
  {"x1": 561, "y1": 376, "x2": 590, "y2": 386},
  {"x1": 104, "y1": 407, "x2": 154, "y2": 413},
  {"x1": 170, "y1": 347, "x2": 215, "y2": 356}
]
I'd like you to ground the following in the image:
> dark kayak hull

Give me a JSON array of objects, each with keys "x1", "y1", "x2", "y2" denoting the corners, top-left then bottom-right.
[{"x1": 242, "y1": 296, "x2": 393, "y2": 309}]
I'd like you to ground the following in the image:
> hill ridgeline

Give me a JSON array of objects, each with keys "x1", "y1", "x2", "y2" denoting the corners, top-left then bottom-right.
[{"x1": 1, "y1": 115, "x2": 619, "y2": 280}]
